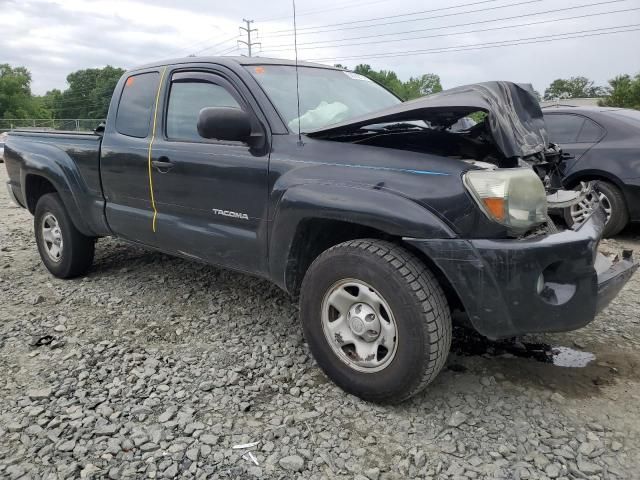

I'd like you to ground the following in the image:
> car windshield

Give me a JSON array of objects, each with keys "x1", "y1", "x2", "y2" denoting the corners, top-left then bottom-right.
[{"x1": 246, "y1": 65, "x2": 401, "y2": 132}]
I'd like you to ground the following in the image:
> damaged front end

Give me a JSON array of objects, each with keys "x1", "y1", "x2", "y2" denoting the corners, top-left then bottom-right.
[
  {"x1": 306, "y1": 81, "x2": 638, "y2": 337},
  {"x1": 521, "y1": 142, "x2": 596, "y2": 220},
  {"x1": 307, "y1": 81, "x2": 549, "y2": 164},
  {"x1": 406, "y1": 207, "x2": 638, "y2": 339},
  {"x1": 307, "y1": 80, "x2": 600, "y2": 236}
]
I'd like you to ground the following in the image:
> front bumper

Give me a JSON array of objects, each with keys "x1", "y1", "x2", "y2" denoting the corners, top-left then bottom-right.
[{"x1": 406, "y1": 209, "x2": 638, "y2": 339}]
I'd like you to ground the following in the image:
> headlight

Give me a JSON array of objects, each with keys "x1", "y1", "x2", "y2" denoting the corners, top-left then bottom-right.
[{"x1": 463, "y1": 168, "x2": 547, "y2": 233}]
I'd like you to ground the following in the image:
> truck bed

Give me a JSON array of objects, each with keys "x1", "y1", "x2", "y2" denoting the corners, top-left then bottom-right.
[
  {"x1": 5, "y1": 129, "x2": 106, "y2": 236},
  {"x1": 6, "y1": 129, "x2": 103, "y2": 198}
]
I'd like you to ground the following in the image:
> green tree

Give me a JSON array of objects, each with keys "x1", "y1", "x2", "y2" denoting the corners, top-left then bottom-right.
[
  {"x1": 599, "y1": 73, "x2": 640, "y2": 110},
  {"x1": 0, "y1": 64, "x2": 45, "y2": 119},
  {"x1": 41, "y1": 88, "x2": 63, "y2": 113},
  {"x1": 352, "y1": 64, "x2": 442, "y2": 101},
  {"x1": 401, "y1": 73, "x2": 443, "y2": 100},
  {"x1": 543, "y1": 76, "x2": 605, "y2": 100},
  {"x1": 54, "y1": 66, "x2": 125, "y2": 119},
  {"x1": 353, "y1": 64, "x2": 405, "y2": 97}
]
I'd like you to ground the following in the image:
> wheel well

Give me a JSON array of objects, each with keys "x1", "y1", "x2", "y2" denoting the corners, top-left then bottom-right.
[
  {"x1": 285, "y1": 218, "x2": 463, "y2": 311},
  {"x1": 25, "y1": 175, "x2": 57, "y2": 213},
  {"x1": 564, "y1": 172, "x2": 621, "y2": 190},
  {"x1": 286, "y1": 219, "x2": 389, "y2": 295}
]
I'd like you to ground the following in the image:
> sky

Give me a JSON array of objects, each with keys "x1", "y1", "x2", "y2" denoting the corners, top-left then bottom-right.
[{"x1": 1, "y1": 0, "x2": 639, "y2": 96}]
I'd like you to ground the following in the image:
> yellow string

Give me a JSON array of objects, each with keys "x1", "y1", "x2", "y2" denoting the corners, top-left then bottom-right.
[{"x1": 148, "y1": 66, "x2": 167, "y2": 233}]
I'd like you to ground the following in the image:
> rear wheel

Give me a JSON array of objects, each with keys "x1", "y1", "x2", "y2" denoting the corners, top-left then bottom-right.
[
  {"x1": 564, "y1": 181, "x2": 628, "y2": 237},
  {"x1": 34, "y1": 193, "x2": 95, "y2": 278},
  {"x1": 300, "y1": 239, "x2": 451, "y2": 404}
]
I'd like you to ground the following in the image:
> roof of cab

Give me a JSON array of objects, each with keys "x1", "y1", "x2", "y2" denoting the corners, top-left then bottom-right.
[{"x1": 128, "y1": 56, "x2": 337, "y2": 73}]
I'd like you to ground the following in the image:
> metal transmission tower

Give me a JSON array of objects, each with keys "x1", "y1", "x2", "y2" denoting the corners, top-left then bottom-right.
[{"x1": 238, "y1": 19, "x2": 261, "y2": 57}]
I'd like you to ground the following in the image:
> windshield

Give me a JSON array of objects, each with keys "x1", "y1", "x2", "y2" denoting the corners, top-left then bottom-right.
[{"x1": 246, "y1": 65, "x2": 401, "y2": 132}]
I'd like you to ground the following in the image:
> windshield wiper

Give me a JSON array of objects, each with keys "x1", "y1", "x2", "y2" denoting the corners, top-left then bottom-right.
[{"x1": 365, "y1": 122, "x2": 430, "y2": 132}]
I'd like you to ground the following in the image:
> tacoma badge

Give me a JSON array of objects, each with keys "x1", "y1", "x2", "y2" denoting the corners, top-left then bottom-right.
[{"x1": 212, "y1": 208, "x2": 249, "y2": 220}]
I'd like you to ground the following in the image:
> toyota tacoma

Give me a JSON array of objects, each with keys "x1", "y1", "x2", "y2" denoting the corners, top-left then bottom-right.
[{"x1": 3, "y1": 57, "x2": 637, "y2": 403}]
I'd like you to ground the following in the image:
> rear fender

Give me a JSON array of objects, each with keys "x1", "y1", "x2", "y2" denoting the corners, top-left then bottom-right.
[{"x1": 14, "y1": 139, "x2": 101, "y2": 236}]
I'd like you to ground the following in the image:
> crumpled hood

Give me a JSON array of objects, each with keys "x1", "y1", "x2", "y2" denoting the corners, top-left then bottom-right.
[{"x1": 306, "y1": 81, "x2": 548, "y2": 159}]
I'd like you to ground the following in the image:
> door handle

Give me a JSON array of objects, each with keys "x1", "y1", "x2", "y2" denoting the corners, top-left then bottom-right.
[{"x1": 152, "y1": 157, "x2": 174, "y2": 173}]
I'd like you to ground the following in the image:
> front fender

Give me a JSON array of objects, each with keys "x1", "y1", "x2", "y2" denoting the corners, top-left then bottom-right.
[{"x1": 268, "y1": 183, "x2": 456, "y2": 291}]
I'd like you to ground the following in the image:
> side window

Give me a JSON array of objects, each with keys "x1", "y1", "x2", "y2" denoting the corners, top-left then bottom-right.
[
  {"x1": 544, "y1": 114, "x2": 585, "y2": 144},
  {"x1": 116, "y1": 72, "x2": 160, "y2": 138},
  {"x1": 576, "y1": 117, "x2": 604, "y2": 143},
  {"x1": 166, "y1": 81, "x2": 242, "y2": 141}
]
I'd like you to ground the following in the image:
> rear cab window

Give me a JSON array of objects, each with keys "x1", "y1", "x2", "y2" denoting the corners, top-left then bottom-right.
[{"x1": 116, "y1": 72, "x2": 160, "y2": 138}]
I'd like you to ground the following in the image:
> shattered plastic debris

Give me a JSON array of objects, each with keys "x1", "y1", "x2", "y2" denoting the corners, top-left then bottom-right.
[
  {"x1": 233, "y1": 441, "x2": 260, "y2": 466},
  {"x1": 243, "y1": 451, "x2": 259, "y2": 466},
  {"x1": 232, "y1": 441, "x2": 259, "y2": 449}
]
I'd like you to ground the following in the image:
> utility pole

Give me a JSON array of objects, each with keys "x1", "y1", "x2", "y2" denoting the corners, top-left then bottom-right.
[{"x1": 238, "y1": 19, "x2": 260, "y2": 57}]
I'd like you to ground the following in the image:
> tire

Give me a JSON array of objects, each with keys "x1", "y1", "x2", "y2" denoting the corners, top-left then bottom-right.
[
  {"x1": 564, "y1": 181, "x2": 628, "y2": 237},
  {"x1": 34, "y1": 193, "x2": 95, "y2": 278},
  {"x1": 299, "y1": 239, "x2": 451, "y2": 404}
]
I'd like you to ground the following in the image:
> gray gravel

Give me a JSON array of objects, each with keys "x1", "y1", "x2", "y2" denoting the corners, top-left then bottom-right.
[{"x1": 1, "y1": 168, "x2": 640, "y2": 479}]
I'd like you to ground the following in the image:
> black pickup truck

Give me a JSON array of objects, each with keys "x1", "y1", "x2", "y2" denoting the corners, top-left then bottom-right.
[{"x1": 4, "y1": 57, "x2": 637, "y2": 403}]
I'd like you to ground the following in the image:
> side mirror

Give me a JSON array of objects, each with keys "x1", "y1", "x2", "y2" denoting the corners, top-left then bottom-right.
[{"x1": 197, "y1": 107, "x2": 252, "y2": 143}]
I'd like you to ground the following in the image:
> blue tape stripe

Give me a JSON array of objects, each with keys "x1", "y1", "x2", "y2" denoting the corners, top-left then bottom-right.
[{"x1": 289, "y1": 158, "x2": 450, "y2": 176}]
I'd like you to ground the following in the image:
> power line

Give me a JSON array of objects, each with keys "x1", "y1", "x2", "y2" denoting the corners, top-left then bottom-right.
[
  {"x1": 164, "y1": 31, "x2": 239, "y2": 57},
  {"x1": 191, "y1": 34, "x2": 242, "y2": 56},
  {"x1": 260, "y1": 6, "x2": 639, "y2": 53},
  {"x1": 259, "y1": 0, "x2": 543, "y2": 38},
  {"x1": 266, "y1": 0, "x2": 502, "y2": 33},
  {"x1": 306, "y1": 24, "x2": 640, "y2": 62},
  {"x1": 260, "y1": 0, "x2": 630, "y2": 49},
  {"x1": 256, "y1": 0, "x2": 390, "y2": 23},
  {"x1": 215, "y1": 45, "x2": 241, "y2": 56}
]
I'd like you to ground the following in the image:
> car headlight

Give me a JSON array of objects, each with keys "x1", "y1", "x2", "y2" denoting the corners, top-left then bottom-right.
[{"x1": 463, "y1": 168, "x2": 547, "y2": 233}]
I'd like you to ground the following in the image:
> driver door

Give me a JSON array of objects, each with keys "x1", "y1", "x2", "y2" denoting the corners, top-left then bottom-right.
[{"x1": 149, "y1": 70, "x2": 270, "y2": 274}]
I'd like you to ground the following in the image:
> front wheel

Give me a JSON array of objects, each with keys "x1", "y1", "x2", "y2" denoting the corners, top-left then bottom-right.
[
  {"x1": 300, "y1": 239, "x2": 451, "y2": 404},
  {"x1": 34, "y1": 193, "x2": 95, "y2": 278}
]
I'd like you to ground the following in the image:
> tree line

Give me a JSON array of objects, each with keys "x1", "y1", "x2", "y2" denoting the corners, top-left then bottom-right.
[
  {"x1": 1, "y1": 63, "x2": 639, "y2": 123},
  {"x1": 340, "y1": 65, "x2": 640, "y2": 109},
  {"x1": 0, "y1": 64, "x2": 124, "y2": 121}
]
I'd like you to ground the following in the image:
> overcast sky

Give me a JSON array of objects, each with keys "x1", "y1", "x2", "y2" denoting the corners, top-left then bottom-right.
[{"x1": 2, "y1": 0, "x2": 639, "y2": 95}]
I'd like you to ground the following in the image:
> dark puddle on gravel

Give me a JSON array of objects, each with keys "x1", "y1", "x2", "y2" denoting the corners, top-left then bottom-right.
[
  {"x1": 450, "y1": 326, "x2": 596, "y2": 367},
  {"x1": 446, "y1": 326, "x2": 640, "y2": 397}
]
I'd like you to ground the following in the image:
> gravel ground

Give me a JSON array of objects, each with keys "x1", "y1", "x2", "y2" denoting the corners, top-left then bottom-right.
[{"x1": 1, "y1": 166, "x2": 640, "y2": 480}]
